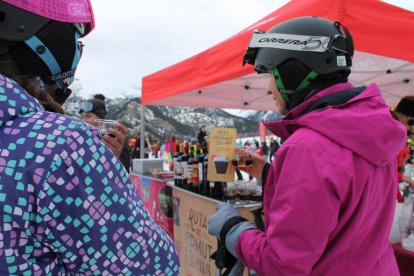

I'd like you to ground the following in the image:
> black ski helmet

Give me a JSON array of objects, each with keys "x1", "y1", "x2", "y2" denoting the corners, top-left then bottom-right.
[
  {"x1": 79, "y1": 94, "x2": 108, "y2": 119},
  {"x1": 243, "y1": 16, "x2": 354, "y2": 110}
]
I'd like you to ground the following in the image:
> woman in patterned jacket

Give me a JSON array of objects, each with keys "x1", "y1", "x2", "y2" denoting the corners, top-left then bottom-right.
[{"x1": 0, "y1": 1, "x2": 179, "y2": 275}]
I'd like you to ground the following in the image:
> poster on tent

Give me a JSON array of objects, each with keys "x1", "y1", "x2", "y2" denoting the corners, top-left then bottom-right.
[{"x1": 207, "y1": 127, "x2": 236, "y2": 182}]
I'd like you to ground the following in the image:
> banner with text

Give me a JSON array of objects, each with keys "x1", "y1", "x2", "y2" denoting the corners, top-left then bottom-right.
[
  {"x1": 207, "y1": 127, "x2": 237, "y2": 182},
  {"x1": 172, "y1": 188, "x2": 257, "y2": 275}
]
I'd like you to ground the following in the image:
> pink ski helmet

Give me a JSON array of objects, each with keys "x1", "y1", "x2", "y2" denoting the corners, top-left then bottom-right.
[
  {"x1": 3, "y1": 0, "x2": 94, "y2": 26},
  {"x1": 0, "y1": 0, "x2": 95, "y2": 104},
  {"x1": 0, "y1": 0, "x2": 95, "y2": 41}
]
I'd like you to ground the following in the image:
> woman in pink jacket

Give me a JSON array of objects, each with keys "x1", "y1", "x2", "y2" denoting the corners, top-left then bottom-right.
[{"x1": 208, "y1": 17, "x2": 406, "y2": 275}]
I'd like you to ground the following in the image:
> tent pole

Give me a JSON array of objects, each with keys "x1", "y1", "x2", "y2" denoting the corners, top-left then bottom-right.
[{"x1": 140, "y1": 104, "x2": 145, "y2": 159}]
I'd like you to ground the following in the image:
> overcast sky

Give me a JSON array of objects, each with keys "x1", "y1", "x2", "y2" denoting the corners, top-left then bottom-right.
[
  {"x1": 74, "y1": 0, "x2": 290, "y2": 99},
  {"x1": 74, "y1": 0, "x2": 413, "y2": 100}
]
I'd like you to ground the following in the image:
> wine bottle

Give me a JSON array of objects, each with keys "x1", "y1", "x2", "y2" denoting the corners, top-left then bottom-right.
[
  {"x1": 186, "y1": 145, "x2": 194, "y2": 191},
  {"x1": 179, "y1": 144, "x2": 188, "y2": 189},
  {"x1": 202, "y1": 154, "x2": 210, "y2": 197},
  {"x1": 212, "y1": 182, "x2": 225, "y2": 201},
  {"x1": 192, "y1": 147, "x2": 201, "y2": 193},
  {"x1": 173, "y1": 143, "x2": 182, "y2": 186}
]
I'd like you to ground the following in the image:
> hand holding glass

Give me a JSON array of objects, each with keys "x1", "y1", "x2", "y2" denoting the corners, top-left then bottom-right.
[
  {"x1": 232, "y1": 151, "x2": 253, "y2": 168},
  {"x1": 94, "y1": 119, "x2": 118, "y2": 136},
  {"x1": 232, "y1": 147, "x2": 266, "y2": 180}
]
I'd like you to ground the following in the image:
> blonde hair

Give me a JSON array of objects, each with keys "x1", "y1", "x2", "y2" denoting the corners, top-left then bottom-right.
[{"x1": 0, "y1": 53, "x2": 65, "y2": 114}]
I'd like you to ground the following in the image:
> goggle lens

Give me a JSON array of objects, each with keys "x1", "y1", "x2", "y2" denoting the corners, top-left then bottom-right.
[{"x1": 79, "y1": 101, "x2": 93, "y2": 113}]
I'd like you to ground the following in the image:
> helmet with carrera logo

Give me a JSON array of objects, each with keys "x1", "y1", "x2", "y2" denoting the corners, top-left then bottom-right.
[
  {"x1": 0, "y1": 0, "x2": 95, "y2": 104},
  {"x1": 243, "y1": 16, "x2": 354, "y2": 111}
]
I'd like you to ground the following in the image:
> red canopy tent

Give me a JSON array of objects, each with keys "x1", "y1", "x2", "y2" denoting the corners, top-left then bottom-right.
[{"x1": 142, "y1": 0, "x2": 414, "y2": 111}]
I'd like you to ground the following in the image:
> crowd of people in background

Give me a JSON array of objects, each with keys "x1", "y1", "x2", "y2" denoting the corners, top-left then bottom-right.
[
  {"x1": 130, "y1": 132, "x2": 281, "y2": 164},
  {"x1": 391, "y1": 96, "x2": 414, "y2": 201}
]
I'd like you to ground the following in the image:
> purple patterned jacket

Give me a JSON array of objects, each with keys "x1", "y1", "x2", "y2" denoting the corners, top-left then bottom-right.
[{"x1": 0, "y1": 74, "x2": 179, "y2": 275}]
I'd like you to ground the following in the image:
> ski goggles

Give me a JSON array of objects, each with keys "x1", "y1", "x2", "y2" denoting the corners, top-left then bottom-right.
[
  {"x1": 79, "y1": 101, "x2": 94, "y2": 113},
  {"x1": 243, "y1": 31, "x2": 349, "y2": 67}
]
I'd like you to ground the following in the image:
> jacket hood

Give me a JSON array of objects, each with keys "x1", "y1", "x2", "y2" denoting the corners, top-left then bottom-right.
[
  {"x1": 265, "y1": 83, "x2": 407, "y2": 166},
  {"x1": 0, "y1": 74, "x2": 44, "y2": 128}
]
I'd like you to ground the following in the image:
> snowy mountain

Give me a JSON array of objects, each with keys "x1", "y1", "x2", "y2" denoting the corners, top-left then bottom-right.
[
  {"x1": 223, "y1": 109, "x2": 282, "y2": 121},
  {"x1": 63, "y1": 92, "x2": 267, "y2": 141}
]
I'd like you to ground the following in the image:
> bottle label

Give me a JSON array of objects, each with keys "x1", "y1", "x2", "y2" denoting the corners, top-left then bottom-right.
[
  {"x1": 193, "y1": 164, "x2": 199, "y2": 185},
  {"x1": 187, "y1": 164, "x2": 193, "y2": 183},
  {"x1": 182, "y1": 161, "x2": 188, "y2": 180},
  {"x1": 198, "y1": 162, "x2": 204, "y2": 181},
  {"x1": 173, "y1": 159, "x2": 179, "y2": 178}
]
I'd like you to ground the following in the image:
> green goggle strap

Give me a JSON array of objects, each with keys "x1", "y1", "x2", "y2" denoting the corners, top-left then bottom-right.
[
  {"x1": 272, "y1": 68, "x2": 319, "y2": 99},
  {"x1": 296, "y1": 70, "x2": 319, "y2": 91},
  {"x1": 272, "y1": 68, "x2": 319, "y2": 112},
  {"x1": 272, "y1": 68, "x2": 290, "y2": 103}
]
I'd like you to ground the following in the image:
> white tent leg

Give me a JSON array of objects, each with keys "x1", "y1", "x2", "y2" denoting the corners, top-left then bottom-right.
[{"x1": 140, "y1": 104, "x2": 146, "y2": 159}]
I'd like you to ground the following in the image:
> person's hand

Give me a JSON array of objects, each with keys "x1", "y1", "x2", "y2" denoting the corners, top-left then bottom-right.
[
  {"x1": 227, "y1": 260, "x2": 245, "y2": 276},
  {"x1": 405, "y1": 175, "x2": 414, "y2": 189},
  {"x1": 208, "y1": 202, "x2": 256, "y2": 257},
  {"x1": 233, "y1": 147, "x2": 266, "y2": 180},
  {"x1": 208, "y1": 202, "x2": 241, "y2": 238},
  {"x1": 102, "y1": 122, "x2": 128, "y2": 157}
]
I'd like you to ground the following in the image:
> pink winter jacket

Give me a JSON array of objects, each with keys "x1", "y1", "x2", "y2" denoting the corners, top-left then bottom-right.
[{"x1": 236, "y1": 83, "x2": 406, "y2": 275}]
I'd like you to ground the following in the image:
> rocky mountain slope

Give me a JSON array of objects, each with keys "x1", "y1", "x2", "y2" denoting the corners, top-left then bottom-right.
[{"x1": 64, "y1": 93, "x2": 281, "y2": 141}]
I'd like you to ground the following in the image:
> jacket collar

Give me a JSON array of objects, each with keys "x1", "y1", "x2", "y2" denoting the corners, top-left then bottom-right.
[
  {"x1": 0, "y1": 74, "x2": 44, "y2": 128},
  {"x1": 264, "y1": 82, "x2": 354, "y2": 139}
]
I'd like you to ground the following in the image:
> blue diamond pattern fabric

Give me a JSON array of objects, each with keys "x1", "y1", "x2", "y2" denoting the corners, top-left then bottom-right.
[{"x1": 0, "y1": 74, "x2": 180, "y2": 275}]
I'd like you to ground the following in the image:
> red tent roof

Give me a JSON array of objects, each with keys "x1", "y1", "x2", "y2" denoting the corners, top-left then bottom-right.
[{"x1": 142, "y1": 0, "x2": 414, "y2": 110}]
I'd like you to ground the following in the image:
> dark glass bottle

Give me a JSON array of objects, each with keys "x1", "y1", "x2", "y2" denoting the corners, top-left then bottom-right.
[
  {"x1": 211, "y1": 182, "x2": 225, "y2": 201},
  {"x1": 201, "y1": 141, "x2": 208, "y2": 155},
  {"x1": 186, "y1": 146, "x2": 194, "y2": 191},
  {"x1": 192, "y1": 147, "x2": 202, "y2": 193},
  {"x1": 176, "y1": 157, "x2": 185, "y2": 188},
  {"x1": 179, "y1": 145, "x2": 188, "y2": 189},
  {"x1": 173, "y1": 143, "x2": 183, "y2": 187},
  {"x1": 176, "y1": 142, "x2": 180, "y2": 154},
  {"x1": 198, "y1": 150, "x2": 205, "y2": 195},
  {"x1": 202, "y1": 154, "x2": 210, "y2": 197}
]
